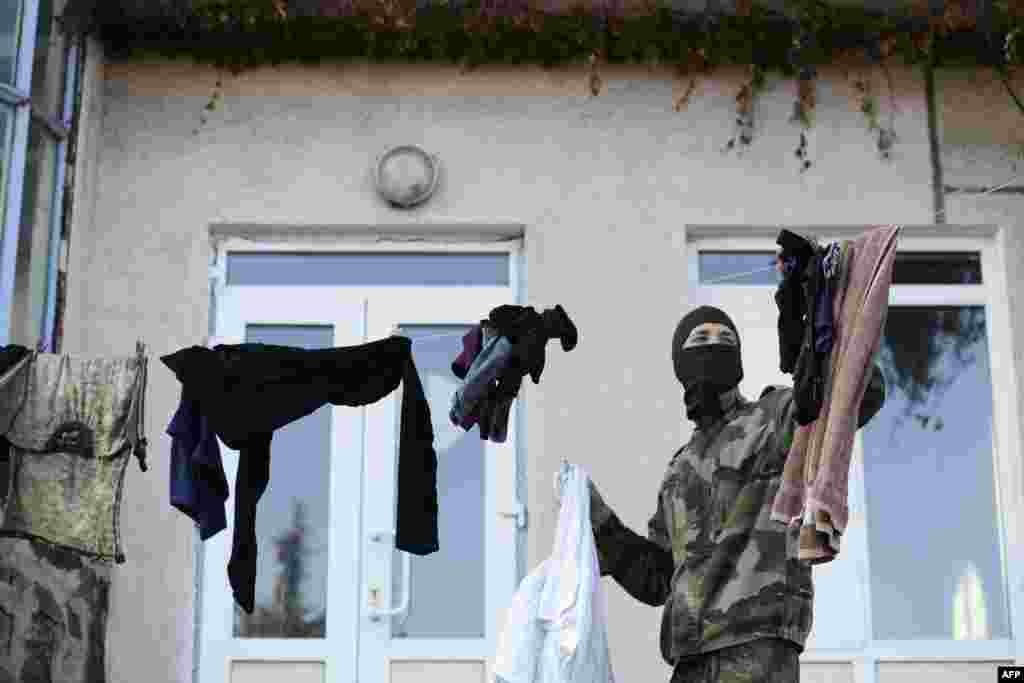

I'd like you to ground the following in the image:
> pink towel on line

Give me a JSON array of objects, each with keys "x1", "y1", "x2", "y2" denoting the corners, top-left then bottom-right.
[{"x1": 770, "y1": 224, "x2": 900, "y2": 564}]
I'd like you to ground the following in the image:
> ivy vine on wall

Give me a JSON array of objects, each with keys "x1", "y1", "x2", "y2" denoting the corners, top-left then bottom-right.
[{"x1": 61, "y1": 0, "x2": 1024, "y2": 168}]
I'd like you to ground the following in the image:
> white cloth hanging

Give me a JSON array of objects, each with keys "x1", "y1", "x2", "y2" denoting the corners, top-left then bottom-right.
[{"x1": 494, "y1": 463, "x2": 614, "y2": 683}]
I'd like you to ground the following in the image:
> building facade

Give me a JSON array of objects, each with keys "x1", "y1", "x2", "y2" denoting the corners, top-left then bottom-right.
[{"x1": 1, "y1": 3, "x2": 1024, "y2": 681}]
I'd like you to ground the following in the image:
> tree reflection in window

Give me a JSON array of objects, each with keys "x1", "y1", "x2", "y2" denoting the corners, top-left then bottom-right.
[
  {"x1": 236, "y1": 499, "x2": 326, "y2": 638},
  {"x1": 861, "y1": 305, "x2": 1010, "y2": 640},
  {"x1": 877, "y1": 306, "x2": 986, "y2": 435}
]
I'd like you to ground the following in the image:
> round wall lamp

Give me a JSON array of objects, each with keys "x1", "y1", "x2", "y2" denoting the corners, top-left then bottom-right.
[{"x1": 374, "y1": 144, "x2": 441, "y2": 209}]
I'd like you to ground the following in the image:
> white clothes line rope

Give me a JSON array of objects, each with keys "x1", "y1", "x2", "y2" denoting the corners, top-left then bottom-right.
[
  {"x1": 936, "y1": 173, "x2": 1023, "y2": 221},
  {"x1": 389, "y1": 328, "x2": 467, "y2": 343},
  {"x1": 700, "y1": 173, "x2": 1022, "y2": 286},
  {"x1": 702, "y1": 263, "x2": 780, "y2": 285}
]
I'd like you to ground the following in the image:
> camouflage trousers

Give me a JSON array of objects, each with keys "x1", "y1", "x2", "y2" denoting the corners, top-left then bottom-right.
[{"x1": 669, "y1": 638, "x2": 800, "y2": 683}]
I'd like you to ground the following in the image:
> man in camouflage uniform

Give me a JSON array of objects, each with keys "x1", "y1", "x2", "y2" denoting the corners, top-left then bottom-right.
[{"x1": 578, "y1": 306, "x2": 885, "y2": 682}]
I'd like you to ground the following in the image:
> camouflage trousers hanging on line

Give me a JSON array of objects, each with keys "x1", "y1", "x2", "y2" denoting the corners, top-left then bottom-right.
[{"x1": 670, "y1": 638, "x2": 800, "y2": 683}]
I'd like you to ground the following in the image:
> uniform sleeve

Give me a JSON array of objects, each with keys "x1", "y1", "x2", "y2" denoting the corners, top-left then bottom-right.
[{"x1": 591, "y1": 488, "x2": 675, "y2": 607}]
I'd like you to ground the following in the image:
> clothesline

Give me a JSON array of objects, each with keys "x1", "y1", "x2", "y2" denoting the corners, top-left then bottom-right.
[
  {"x1": 701, "y1": 173, "x2": 1022, "y2": 286},
  {"x1": 936, "y1": 173, "x2": 1023, "y2": 221},
  {"x1": 702, "y1": 229, "x2": 895, "y2": 285},
  {"x1": 703, "y1": 263, "x2": 779, "y2": 285},
  {"x1": 394, "y1": 331, "x2": 467, "y2": 343}
]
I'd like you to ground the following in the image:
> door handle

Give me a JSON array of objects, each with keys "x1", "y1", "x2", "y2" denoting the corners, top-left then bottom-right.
[
  {"x1": 499, "y1": 501, "x2": 528, "y2": 530},
  {"x1": 367, "y1": 529, "x2": 411, "y2": 622}
]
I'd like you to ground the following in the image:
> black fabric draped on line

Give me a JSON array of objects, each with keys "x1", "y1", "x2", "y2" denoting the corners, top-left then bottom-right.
[{"x1": 161, "y1": 336, "x2": 437, "y2": 614}]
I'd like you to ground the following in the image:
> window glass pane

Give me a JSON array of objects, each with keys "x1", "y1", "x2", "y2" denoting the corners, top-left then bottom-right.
[
  {"x1": 393, "y1": 325, "x2": 485, "y2": 639},
  {"x1": 891, "y1": 252, "x2": 982, "y2": 285},
  {"x1": 226, "y1": 252, "x2": 510, "y2": 287},
  {"x1": 11, "y1": 121, "x2": 57, "y2": 347},
  {"x1": 0, "y1": 1, "x2": 23, "y2": 86},
  {"x1": 699, "y1": 252, "x2": 779, "y2": 285},
  {"x1": 31, "y1": 0, "x2": 66, "y2": 118},
  {"x1": 862, "y1": 306, "x2": 1010, "y2": 640},
  {"x1": 699, "y1": 250, "x2": 983, "y2": 286},
  {"x1": 233, "y1": 324, "x2": 332, "y2": 639}
]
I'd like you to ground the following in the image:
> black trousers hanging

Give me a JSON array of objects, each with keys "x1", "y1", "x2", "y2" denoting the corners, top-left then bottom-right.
[{"x1": 162, "y1": 336, "x2": 437, "y2": 613}]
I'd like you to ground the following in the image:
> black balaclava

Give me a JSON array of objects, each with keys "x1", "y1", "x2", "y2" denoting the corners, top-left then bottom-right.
[{"x1": 671, "y1": 306, "x2": 744, "y2": 424}]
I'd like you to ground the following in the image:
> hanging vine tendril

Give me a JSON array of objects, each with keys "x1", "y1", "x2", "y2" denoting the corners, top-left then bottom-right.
[
  {"x1": 194, "y1": 72, "x2": 225, "y2": 135},
  {"x1": 854, "y1": 34, "x2": 899, "y2": 160},
  {"x1": 724, "y1": 63, "x2": 766, "y2": 154},
  {"x1": 674, "y1": 75, "x2": 698, "y2": 111},
  {"x1": 877, "y1": 54, "x2": 899, "y2": 159},
  {"x1": 673, "y1": 47, "x2": 709, "y2": 112},
  {"x1": 586, "y1": 10, "x2": 611, "y2": 97},
  {"x1": 787, "y1": 0, "x2": 824, "y2": 173},
  {"x1": 791, "y1": 65, "x2": 816, "y2": 172}
]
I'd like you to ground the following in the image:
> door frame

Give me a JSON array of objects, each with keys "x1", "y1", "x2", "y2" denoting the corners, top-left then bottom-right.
[
  {"x1": 686, "y1": 226, "x2": 1024, "y2": 679},
  {"x1": 359, "y1": 289, "x2": 520, "y2": 683},
  {"x1": 200, "y1": 289, "x2": 372, "y2": 683},
  {"x1": 199, "y1": 235, "x2": 525, "y2": 683}
]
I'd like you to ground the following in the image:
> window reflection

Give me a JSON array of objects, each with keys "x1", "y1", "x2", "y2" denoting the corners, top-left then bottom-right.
[
  {"x1": 891, "y1": 252, "x2": 982, "y2": 285},
  {"x1": 234, "y1": 324, "x2": 331, "y2": 639},
  {"x1": 227, "y1": 253, "x2": 511, "y2": 287},
  {"x1": 393, "y1": 326, "x2": 486, "y2": 639},
  {"x1": 10, "y1": 119, "x2": 57, "y2": 347},
  {"x1": 0, "y1": 0, "x2": 23, "y2": 86},
  {"x1": 699, "y1": 252, "x2": 779, "y2": 286},
  {"x1": 31, "y1": 0, "x2": 66, "y2": 117},
  {"x1": 952, "y1": 562, "x2": 990, "y2": 641},
  {"x1": 861, "y1": 306, "x2": 1010, "y2": 640}
]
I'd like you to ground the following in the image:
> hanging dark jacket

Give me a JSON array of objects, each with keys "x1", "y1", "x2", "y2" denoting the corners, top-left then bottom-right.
[
  {"x1": 791, "y1": 250, "x2": 827, "y2": 426},
  {"x1": 775, "y1": 230, "x2": 817, "y2": 375},
  {"x1": 161, "y1": 336, "x2": 437, "y2": 614}
]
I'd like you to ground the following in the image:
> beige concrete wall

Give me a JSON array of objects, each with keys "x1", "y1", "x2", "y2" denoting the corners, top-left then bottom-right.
[
  {"x1": 60, "y1": 56, "x2": 1024, "y2": 681},
  {"x1": 938, "y1": 69, "x2": 1024, "y2": 147}
]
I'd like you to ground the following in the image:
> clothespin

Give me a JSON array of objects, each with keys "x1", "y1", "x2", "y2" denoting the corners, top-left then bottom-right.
[{"x1": 390, "y1": 324, "x2": 402, "y2": 337}]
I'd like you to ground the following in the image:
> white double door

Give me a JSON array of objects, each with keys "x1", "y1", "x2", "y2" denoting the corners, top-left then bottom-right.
[{"x1": 199, "y1": 284, "x2": 520, "y2": 683}]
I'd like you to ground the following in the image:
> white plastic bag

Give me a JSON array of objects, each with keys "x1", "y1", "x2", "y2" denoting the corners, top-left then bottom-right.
[{"x1": 494, "y1": 464, "x2": 615, "y2": 683}]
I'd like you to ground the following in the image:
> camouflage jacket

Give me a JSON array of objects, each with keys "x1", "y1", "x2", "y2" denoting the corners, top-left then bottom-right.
[{"x1": 591, "y1": 368, "x2": 885, "y2": 665}]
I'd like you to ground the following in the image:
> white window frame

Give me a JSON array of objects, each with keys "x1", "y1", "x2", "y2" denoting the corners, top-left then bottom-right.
[
  {"x1": 687, "y1": 226, "x2": 1024, "y2": 679},
  {"x1": 0, "y1": 0, "x2": 80, "y2": 347}
]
